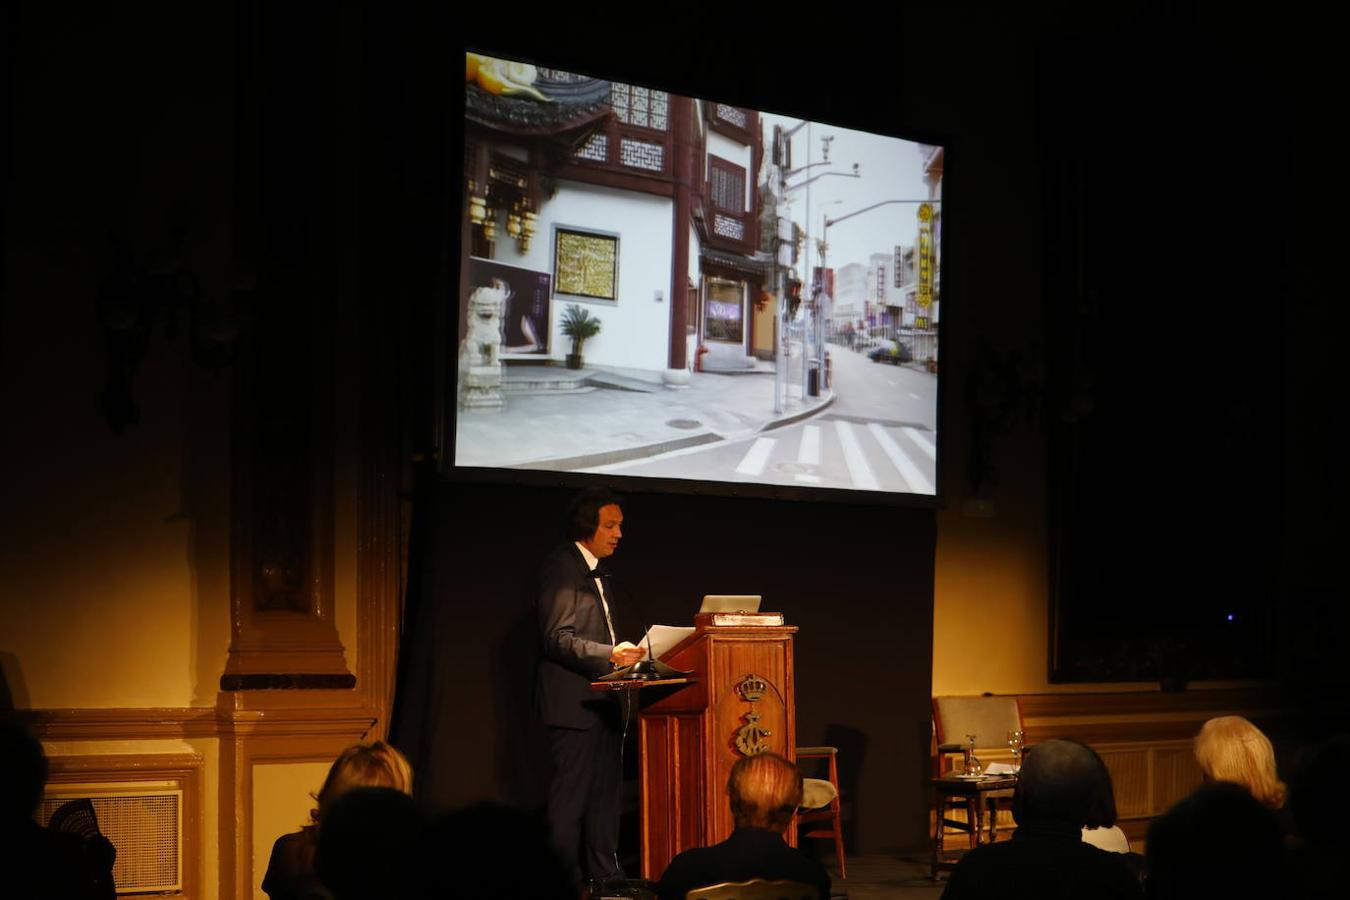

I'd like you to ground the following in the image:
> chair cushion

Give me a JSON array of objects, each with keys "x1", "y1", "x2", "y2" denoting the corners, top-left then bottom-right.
[{"x1": 800, "y1": 777, "x2": 837, "y2": 810}]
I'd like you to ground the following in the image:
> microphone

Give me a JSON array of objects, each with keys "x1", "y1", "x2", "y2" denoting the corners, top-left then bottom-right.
[{"x1": 622, "y1": 625, "x2": 661, "y2": 681}]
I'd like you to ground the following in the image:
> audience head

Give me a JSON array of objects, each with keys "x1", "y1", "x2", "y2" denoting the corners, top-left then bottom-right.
[
  {"x1": 1145, "y1": 781, "x2": 1282, "y2": 900},
  {"x1": 0, "y1": 719, "x2": 48, "y2": 823},
  {"x1": 316, "y1": 786, "x2": 424, "y2": 900},
  {"x1": 1288, "y1": 732, "x2": 1350, "y2": 846},
  {"x1": 1012, "y1": 739, "x2": 1103, "y2": 829},
  {"x1": 418, "y1": 802, "x2": 574, "y2": 899},
  {"x1": 728, "y1": 752, "x2": 803, "y2": 833},
  {"x1": 1193, "y1": 715, "x2": 1285, "y2": 809},
  {"x1": 312, "y1": 740, "x2": 413, "y2": 824},
  {"x1": 1081, "y1": 742, "x2": 1118, "y2": 830}
]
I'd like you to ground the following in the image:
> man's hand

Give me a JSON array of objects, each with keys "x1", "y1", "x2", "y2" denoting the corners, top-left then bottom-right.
[{"x1": 609, "y1": 644, "x2": 647, "y2": 667}]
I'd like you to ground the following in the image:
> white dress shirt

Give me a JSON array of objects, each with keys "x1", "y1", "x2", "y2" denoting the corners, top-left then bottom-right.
[{"x1": 575, "y1": 542, "x2": 616, "y2": 645}]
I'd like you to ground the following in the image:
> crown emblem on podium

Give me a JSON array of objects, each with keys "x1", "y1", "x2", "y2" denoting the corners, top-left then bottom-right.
[
  {"x1": 736, "y1": 674, "x2": 768, "y2": 703},
  {"x1": 735, "y1": 710, "x2": 773, "y2": 756}
]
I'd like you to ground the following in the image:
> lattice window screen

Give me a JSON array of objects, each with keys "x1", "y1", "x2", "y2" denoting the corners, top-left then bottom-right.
[
  {"x1": 40, "y1": 790, "x2": 182, "y2": 893},
  {"x1": 619, "y1": 138, "x2": 664, "y2": 172},
  {"x1": 611, "y1": 84, "x2": 669, "y2": 130},
  {"x1": 713, "y1": 214, "x2": 746, "y2": 241},
  {"x1": 715, "y1": 103, "x2": 748, "y2": 129},
  {"x1": 575, "y1": 132, "x2": 608, "y2": 162}
]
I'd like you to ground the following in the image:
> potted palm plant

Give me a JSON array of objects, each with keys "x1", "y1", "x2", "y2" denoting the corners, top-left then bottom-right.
[{"x1": 559, "y1": 304, "x2": 601, "y2": 370}]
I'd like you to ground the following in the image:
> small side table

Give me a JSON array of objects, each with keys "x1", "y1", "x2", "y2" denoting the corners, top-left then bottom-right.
[{"x1": 929, "y1": 775, "x2": 1018, "y2": 879}]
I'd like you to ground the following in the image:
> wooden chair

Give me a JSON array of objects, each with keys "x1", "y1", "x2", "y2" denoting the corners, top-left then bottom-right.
[
  {"x1": 930, "y1": 695, "x2": 1024, "y2": 875},
  {"x1": 685, "y1": 878, "x2": 819, "y2": 900},
  {"x1": 795, "y1": 745, "x2": 846, "y2": 878}
]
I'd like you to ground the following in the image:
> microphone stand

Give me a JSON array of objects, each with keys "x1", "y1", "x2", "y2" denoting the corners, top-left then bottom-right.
[{"x1": 599, "y1": 628, "x2": 690, "y2": 682}]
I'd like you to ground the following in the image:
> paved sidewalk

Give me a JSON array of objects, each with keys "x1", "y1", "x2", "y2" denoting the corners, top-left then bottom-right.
[{"x1": 455, "y1": 366, "x2": 834, "y2": 470}]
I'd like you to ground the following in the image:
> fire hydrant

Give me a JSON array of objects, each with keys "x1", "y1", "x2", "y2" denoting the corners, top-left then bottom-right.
[{"x1": 695, "y1": 344, "x2": 709, "y2": 372}]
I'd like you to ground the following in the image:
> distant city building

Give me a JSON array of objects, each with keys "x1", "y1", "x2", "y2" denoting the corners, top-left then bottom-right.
[
  {"x1": 866, "y1": 251, "x2": 900, "y2": 340},
  {"x1": 832, "y1": 262, "x2": 867, "y2": 336}
]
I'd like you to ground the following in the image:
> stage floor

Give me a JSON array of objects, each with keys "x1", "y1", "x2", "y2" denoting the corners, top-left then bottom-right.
[{"x1": 820, "y1": 852, "x2": 947, "y2": 899}]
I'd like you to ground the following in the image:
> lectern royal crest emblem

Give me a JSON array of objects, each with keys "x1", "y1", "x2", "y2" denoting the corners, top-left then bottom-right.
[{"x1": 734, "y1": 674, "x2": 773, "y2": 756}]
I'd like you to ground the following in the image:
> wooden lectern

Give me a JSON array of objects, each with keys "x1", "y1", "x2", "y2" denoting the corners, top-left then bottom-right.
[{"x1": 632, "y1": 612, "x2": 797, "y2": 880}]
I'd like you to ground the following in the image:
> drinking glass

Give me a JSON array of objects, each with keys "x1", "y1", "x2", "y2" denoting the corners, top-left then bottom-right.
[{"x1": 962, "y1": 734, "x2": 983, "y2": 776}]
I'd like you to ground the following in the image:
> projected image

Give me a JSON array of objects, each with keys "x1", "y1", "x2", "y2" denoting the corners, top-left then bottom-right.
[{"x1": 456, "y1": 52, "x2": 942, "y2": 497}]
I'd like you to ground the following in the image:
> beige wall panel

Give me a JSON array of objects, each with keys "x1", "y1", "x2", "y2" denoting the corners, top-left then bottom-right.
[{"x1": 251, "y1": 762, "x2": 332, "y2": 900}]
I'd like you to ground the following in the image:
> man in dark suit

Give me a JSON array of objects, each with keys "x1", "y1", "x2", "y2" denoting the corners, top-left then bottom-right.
[
  {"x1": 537, "y1": 489, "x2": 645, "y2": 891},
  {"x1": 656, "y1": 752, "x2": 831, "y2": 900}
]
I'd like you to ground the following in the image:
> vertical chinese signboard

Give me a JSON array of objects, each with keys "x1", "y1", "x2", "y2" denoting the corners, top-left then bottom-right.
[{"x1": 917, "y1": 202, "x2": 934, "y2": 313}]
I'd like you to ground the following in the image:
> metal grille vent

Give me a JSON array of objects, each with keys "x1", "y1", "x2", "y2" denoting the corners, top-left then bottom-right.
[{"x1": 40, "y1": 790, "x2": 182, "y2": 893}]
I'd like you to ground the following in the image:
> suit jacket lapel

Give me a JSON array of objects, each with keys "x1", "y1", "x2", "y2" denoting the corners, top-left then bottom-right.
[{"x1": 570, "y1": 544, "x2": 609, "y2": 641}]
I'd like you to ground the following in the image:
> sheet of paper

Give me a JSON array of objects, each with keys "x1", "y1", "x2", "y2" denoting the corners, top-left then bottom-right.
[{"x1": 641, "y1": 625, "x2": 696, "y2": 660}]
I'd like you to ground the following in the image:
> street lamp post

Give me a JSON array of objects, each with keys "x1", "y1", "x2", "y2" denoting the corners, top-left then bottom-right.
[
  {"x1": 775, "y1": 127, "x2": 860, "y2": 412},
  {"x1": 816, "y1": 201, "x2": 841, "y2": 359},
  {"x1": 821, "y1": 198, "x2": 942, "y2": 361}
]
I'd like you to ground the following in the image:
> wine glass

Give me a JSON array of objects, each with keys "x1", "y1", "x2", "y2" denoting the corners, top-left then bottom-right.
[{"x1": 1007, "y1": 730, "x2": 1025, "y2": 769}]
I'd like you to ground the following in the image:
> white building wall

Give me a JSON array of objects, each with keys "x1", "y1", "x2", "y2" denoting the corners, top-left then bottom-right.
[{"x1": 493, "y1": 180, "x2": 674, "y2": 374}]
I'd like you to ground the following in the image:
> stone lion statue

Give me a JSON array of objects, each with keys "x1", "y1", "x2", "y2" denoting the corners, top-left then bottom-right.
[
  {"x1": 459, "y1": 280, "x2": 507, "y2": 409},
  {"x1": 461, "y1": 280, "x2": 506, "y2": 369}
]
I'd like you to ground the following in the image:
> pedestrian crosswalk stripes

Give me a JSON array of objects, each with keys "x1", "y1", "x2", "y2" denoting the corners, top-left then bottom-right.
[
  {"x1": 834, "y1": 421, "x2": 881, "y2": 490},
  {"x1": 869, "y1": 423, "x2": 935, "y2": 495},
  {"x1": 721, "y1": 419, "x2": 934, "y2": 493},
  {"x1": 733, "y1": 436, "x2": 776, "y2": 476},
  {"x1": 901, "y1": 426, "x2": 936, "y2": 461},
  {"x1": 798, "y1": 425, "x2": 821, "y2": 466}
]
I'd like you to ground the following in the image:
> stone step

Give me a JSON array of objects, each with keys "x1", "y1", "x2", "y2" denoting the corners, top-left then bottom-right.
[
  {"x1": 498, "y1": 366, "x2": 660, "y2": 395},
  {"x1": 501, "y1": 377, "x2": 592, "y2": 393}
]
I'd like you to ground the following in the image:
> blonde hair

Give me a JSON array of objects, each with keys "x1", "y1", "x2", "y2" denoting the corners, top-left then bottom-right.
[
  {"x1": 1194, "y1": 716, "x2": 1285, "y2": 809},
  {"x1": 310, "y1": 741, "x2": 414, "y2": 824}
]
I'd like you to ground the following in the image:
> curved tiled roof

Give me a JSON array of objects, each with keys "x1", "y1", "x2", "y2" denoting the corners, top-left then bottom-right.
[{"x1": 466, "y1": 76, "x2": 613, "y2": 136}]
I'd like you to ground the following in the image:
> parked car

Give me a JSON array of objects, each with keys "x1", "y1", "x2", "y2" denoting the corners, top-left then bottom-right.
[{"x1": 868, "y1": 341, "x2": 914, "y2": 365}]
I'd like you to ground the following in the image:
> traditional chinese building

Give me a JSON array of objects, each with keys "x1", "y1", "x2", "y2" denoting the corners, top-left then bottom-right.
[{"x1": 461, "y1": 55, "x2": 767, "y2": 379}]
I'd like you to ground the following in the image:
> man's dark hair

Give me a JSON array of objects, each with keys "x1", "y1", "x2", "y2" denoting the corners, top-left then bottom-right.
[
  {"x1": 317, "y1": 786, "x2": 425, "y2": 900},
  {"x1": 1012, "y1": 738, "x2": 1102, "y2": 829},
  {"x1": 1288, "y1": 732, "x2": 1350, "y2": 845},
  {"x1": 1145, "y1": 781, "x2": 1282, "y2": 900},
  {"x1": 566, "y1": 488, "x2": 622, "y2": 542},
  {"x1": 1081, "y1": 741, "x2": 1118, "y2": 829}
]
